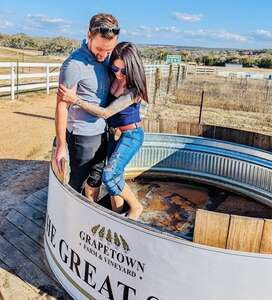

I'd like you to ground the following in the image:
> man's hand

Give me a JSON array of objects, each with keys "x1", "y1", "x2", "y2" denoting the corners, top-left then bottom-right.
[
  {"x1": 57, "y1": 84, "x2": 78, "y2": 104},
  {"x1": 54, "y1": 144, "x2": 67, "y2": 174}
]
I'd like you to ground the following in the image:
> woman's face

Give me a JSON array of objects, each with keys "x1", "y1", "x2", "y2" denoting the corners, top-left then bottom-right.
[{"x1": 111, "y1": 58, "x2": 126, "y2": 81}]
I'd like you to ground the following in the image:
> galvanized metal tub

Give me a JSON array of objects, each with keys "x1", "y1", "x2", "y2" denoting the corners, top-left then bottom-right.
[{"x1": 45, "y1": 133, "x2": 272, "y2": 300}]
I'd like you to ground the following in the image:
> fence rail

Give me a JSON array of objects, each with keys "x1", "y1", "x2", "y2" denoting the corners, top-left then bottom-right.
[
  {"x1": 1, "y1": 61, "x2": 272, "y2": 100},
  {"x1": 0, "y1": 62, "x2": 61, "y2": 99}
]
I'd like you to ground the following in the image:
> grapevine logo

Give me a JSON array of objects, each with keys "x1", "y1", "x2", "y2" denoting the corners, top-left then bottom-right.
[
  {"x1": 79, "y1": 224, "x2": 145, "y2": 279},
  {"x1": 91, "y1": 224, "x2": 130, "y2": 252}
]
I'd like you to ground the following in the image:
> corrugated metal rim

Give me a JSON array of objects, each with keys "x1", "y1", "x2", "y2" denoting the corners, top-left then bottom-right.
[{"x1": 126, "y1": 133, "x2": 272, "y2": 207}]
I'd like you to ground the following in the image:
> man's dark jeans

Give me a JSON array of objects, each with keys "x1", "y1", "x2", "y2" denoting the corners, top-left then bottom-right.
[{"x1": 66, "y1": 130, "x2": 107, "y2": 193}]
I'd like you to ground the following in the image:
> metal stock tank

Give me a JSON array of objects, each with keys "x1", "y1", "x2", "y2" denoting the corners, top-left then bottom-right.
[{"x1": 44, "y1": 133, "x2": 272, "y2": 300}]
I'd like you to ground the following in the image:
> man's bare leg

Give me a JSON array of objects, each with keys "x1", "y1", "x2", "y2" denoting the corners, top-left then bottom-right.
[
  {"x1": 84, "y1": 183, "x2": 100, "y2": 202},
  {"x1": 111, "y1": 195, "x2": 124, "y2": 213}
]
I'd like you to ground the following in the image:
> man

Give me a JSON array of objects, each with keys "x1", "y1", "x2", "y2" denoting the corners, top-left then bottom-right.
[{"x1": 55, "y1": 13, "x2": 119, "y2": 201}]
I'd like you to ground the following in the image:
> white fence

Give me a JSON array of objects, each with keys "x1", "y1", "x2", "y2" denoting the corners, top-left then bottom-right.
[
  {"x1": 0, "y1": 62, "x2": 174, "y2": 100},
  {"x1": 1, "y1": 62, "x2": 272, "y2": 100},
  {"x1": 0, "y1": 62, "x2": 61, "y2": 100},
  {"x1": 187, "y1": 65, "x2": 272, "y2": 80}
]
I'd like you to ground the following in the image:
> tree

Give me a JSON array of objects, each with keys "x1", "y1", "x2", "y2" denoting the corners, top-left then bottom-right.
[
  {"x1": 39, "y1": 37, "x2": 78, "y2": 56},
  {"x1": 257, "y1": 56, "x2": 272, "y2": 69}
]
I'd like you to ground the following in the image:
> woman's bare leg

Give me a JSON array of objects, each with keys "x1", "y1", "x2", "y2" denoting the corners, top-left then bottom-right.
[
  {"x1": 120, "y1": 183, "x2": 143, "y2": 220},
  {"x1": 111, "y1": 195, "x2": 124, "y2": 213}
]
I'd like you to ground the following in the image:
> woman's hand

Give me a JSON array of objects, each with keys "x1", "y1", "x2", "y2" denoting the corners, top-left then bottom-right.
[{"x1": 57, "y1": 84, "x2": 78, "y2": 104}]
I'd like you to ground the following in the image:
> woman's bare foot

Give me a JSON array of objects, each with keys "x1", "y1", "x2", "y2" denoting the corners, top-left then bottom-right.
[{"x1": 127, "y1": 203, "x2": 143, "y2": 220}]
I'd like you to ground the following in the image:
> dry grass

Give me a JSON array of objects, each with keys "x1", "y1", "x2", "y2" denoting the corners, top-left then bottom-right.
[
  {"x1": 175, "y1": 75, "x2": 272, "y2": 113},
  {"x1": 0, "y1": 47, "x2": 64, "y2": 63},
  {"x1": 147, "y1": 74, "x2": 272, "y2": 135}
]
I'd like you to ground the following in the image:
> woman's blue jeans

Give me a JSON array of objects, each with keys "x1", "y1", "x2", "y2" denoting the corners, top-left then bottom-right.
[{"x1": 102, "y1": 127, "x2": 144, "y2": 196}]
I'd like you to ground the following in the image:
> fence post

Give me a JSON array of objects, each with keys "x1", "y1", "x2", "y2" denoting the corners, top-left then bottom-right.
[
  {"x1": 198, "y1": 90, "x2": 205, "y2": 124},
  {"x1": 46, "y1": 64, "x2": 50, "y2": 95},
  {"x1": 166, "y1": 64, "x2": 173, "y2": 95},
  {"x1": 181, "y1": 65, "x2": 187, "y2": 81},
  {"x1": 153, "y1": 67, "x2": 161, "y2": 105},
  {"x1": 176, "y1": 64, "x2": 181, "y2": 90},
  {"x1": 10, "y1": 63, "x2": 16, "y2": 100},
  {"x1": 16, "y1": 60, "x2": 19, "y2": 99}
]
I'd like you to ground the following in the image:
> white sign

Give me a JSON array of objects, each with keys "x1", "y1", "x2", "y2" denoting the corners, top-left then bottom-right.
[{"x1": 45, "y1": 167, "x2": 272, "y2": 300}]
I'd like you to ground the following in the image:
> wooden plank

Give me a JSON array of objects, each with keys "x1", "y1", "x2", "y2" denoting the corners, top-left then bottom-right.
[
  {"x1": 32, "y1": 187, "x2": 48, "y2": 202},
  {"x1": 159, "y1": 119, "x2": 178, "y2": 133},
  {"x1": 24, "y1": 194, "x2": 47, "y2": 214},
  {"x1": 15, "y1": 202, "x2": 46, "y2": 227},
  {"x1": 202, "y1": 125, "x2": 216, "y2": 139},
  {"x1": 142, "y1": 119, "x2": 149, "y2": 132},
  {"x1": 260, "y1": 219, "x2": 272, "y2": 254},
  {"x1": 253, "y1": 133, "x2": 272, "y2": 150},
  {"x1": 146, "y1": 121, "x2": 272, "y2": 150},
  {"x1": 177, "y1": 122, "x2": 191, "y2": 135},
  {"x1": 193, "y1": 209, "x2": 230, "y2": 248},
  {"x1": 226, "y1": 215, "x2": 264, "y2": 252},
  {"x1": 0, "y1": 219, "x2": 63, "y2": 286},
  {"x1": 6, "y1": 209, "x2": 44, "y2": 247},
  {"x1": 191, "y1": 123, "x2": 203, "y2": 136},
  {"x1": 0, "y1": 232, "x2": 70, "y2": 298},
  {"x1": 0, "y1": 259, "x2": 10, "y2": 271},
  {"x1": 148, "y1": 119, "x2": 160, "y2": 133},
  {"x1": 0, "y1": 236, "x2": 21, "y2": 272}
]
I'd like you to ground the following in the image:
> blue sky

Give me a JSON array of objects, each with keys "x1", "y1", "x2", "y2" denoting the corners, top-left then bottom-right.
[{"x1": 0, "y1": 0, "x2": 272, "y2": 49}]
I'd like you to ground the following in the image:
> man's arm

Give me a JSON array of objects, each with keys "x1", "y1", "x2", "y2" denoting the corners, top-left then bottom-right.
[
  {"x1": 54, "y1": 61, "x2": 80, "y2": 172},
  {"x1": 55, "y1": 100, "x2": 68, "y2": 172}
]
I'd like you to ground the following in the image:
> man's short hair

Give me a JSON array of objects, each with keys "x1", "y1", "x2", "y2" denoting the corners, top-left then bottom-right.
[{"x1": 89, "y1": 13, "x2": 119, "y2": 39}]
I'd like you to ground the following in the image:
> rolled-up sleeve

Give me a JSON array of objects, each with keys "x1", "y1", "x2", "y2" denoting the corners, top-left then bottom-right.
[{"x1": 59, "y1": 60, "x2": 80, "y2": 89}]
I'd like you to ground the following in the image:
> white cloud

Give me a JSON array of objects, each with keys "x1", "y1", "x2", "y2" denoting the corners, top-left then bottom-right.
[
  {"x1": 140, "y1": 25, "x2": 180, "y2": 33},
  {"x1": 0, "y1": 20, "x2": 13, "y2": 30},
  {"x1": 252, "y1": 29, "x2": 272, "y2": 41},
  {"x1": 173, "y1": 12, "x2": 203, "y2": 22},
  {"x1": 122, "y1": 25, "x2": 180, "y2": 39},
  {"x1": 26, "y1": 14, "x2": 72, "y2": 33},
  {"x1": 184, "y1": 29, "x2": 248, "y2": 43},
  {"x1": 122, "y1": 26, "x2": 248, "y2": 44}
]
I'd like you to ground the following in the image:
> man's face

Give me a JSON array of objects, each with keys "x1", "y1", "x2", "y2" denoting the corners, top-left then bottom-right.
[{"x1": 87, "y1": 32, "x2": 117, "y2": 62}]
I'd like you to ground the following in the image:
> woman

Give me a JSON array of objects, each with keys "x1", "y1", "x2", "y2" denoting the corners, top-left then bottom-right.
[{"x1": 58, "y1": 42, "x2": 148, "y2": 220}]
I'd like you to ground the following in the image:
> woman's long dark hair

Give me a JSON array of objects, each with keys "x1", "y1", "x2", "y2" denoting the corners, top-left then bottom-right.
[{"x1": 109, "y1": 42, "x2": 148, "y2": 102}]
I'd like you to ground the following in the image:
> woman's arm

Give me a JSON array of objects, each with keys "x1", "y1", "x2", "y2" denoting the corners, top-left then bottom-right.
[{"x1": 57, "y1": 85, "x2": 138, "y2": 119}]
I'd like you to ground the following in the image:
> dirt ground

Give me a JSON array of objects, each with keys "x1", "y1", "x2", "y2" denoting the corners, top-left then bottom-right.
[{"x1": 0, "y1": 91, "x2": 56, "y2": 221}]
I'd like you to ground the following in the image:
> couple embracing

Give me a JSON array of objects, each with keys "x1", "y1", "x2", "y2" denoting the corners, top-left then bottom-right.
[{"x1": 55, "y1": 13, "x2": 148, "y2": 220}]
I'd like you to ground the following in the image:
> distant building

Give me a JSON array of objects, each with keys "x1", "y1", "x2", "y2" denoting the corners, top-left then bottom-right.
[{"x1": 225, "y1": 63, "x2": 243, "y2": 68}]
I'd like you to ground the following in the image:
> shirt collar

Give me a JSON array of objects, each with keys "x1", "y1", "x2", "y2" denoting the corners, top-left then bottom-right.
[
  {"x1": 80, "y1": 39, "x2": 96, "y2": 61},
  {"x1": 80, "y1": 38, "x2": 110, "y2": 65}
]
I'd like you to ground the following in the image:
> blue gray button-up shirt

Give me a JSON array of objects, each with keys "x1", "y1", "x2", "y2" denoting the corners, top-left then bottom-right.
[{"x1": 59, "y1": 40, "x2": 110, "y2": 136}]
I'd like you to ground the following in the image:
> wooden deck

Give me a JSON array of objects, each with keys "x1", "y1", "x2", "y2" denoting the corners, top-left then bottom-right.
[{"x1": 0, "y1": 188, "x2": 72, "y2": 299}]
